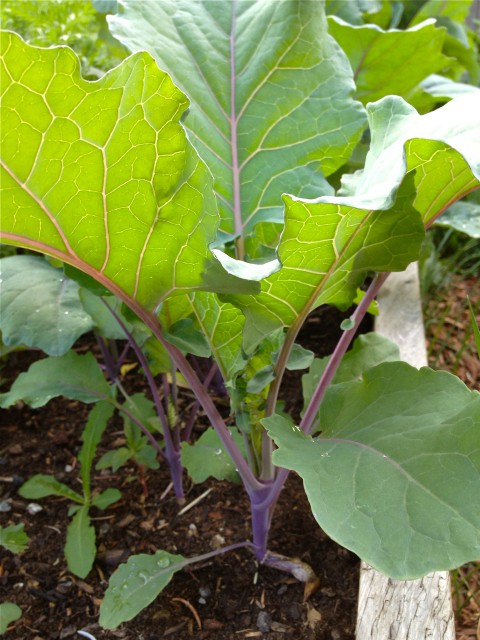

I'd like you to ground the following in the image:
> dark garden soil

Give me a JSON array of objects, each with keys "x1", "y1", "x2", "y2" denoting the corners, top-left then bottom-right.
[{"x1": 0, "y1": 305, "x2": 367, "y2": 640}]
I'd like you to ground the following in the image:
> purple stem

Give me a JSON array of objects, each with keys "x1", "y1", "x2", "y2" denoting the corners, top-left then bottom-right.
[
  {"x1": 229, "y1": 0, "x2": 244, "y2": 260},
  {"x1": 252, "y1": 273, "x2": 391, "y2": 524},
  {"x1": 249, "y1": 486, "x2": 274, "y2": 561},
  {"x1": 300, "y1": 272, "x2": 389, "y2": 435},
  {"x1": 183, "y1": 400, "x2": 200, "y2": 442},
  {"x1": 97, "y1": 336, "x2": 119, "y2": 382},
  {"x1": 183, "y1": 363, "x2": 219, "y2": 441},
  {"x1": 100, "y1": 299, "x2": 185, "y2": 500},
  {"x1": 180, "y1": 540, "x2": 254, "y2": 569},
  {"x1": 117, "y1": 342, "x2": 130, "y2": 369},
  {"x1": 147, "y1": 320, "x2": 264, "y2": 493},
  {"x1": 162, "y1": 373, "x2": 170, "y2": 416}
]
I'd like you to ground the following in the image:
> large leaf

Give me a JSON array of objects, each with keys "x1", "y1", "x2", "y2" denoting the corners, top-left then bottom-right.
[
  {"x1": 339, "y1": 94, "x2": 480, "y2": 220},
  {"x1": 328, "y1": 17, "x2": 449, "y2": 104},
  {"x1": 302, "y1": 332, "x2": 400, "y2": 418},
  {"x1": 65, "y1": 505, "x2": 96, "y2": 578},
  {"x1": 225, "y1": 96, "x2": 480, "y2": 351},
  {"x1": 265, "y1": 362, "x2": 480, "y2": 579},
  {"x1": 0, "y1": 351, "x2": 110, "y2": 408},
  {"x1": 226, "y1": 179, "x2": 425, "y2": 352},
  {"x1": 99, "y1": 550, "x2": 186, "y2": 629},
  {"x1": 408, "y1": 0, "x2": 478, "y2": 82},
  {"x1": 0, "y1": 31, "x2": 230, "y2": 313},
  {"x1": 107, "y1": 0, "x2": 366, "y2": 235},
  {"x1": 0, "y1": 255, "x2": 93, "y2": 355}
]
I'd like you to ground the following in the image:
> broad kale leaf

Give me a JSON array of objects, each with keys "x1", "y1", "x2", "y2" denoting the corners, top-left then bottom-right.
[
  {"x1": 0, "y1": 31, "x2": 220, "y2": 312},
  {"x1": 107, "y1": 0, "x2": 366, "y2": 236},
  {"x1": 328, "y1": 17, "x2": 449, "y2": 104},
  {"x1": 266, "y1": 362, "x2": 480, "y2": 579}
]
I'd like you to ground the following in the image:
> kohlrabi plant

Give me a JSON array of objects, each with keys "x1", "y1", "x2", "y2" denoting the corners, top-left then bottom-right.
[{"x1": 1, "y1": 0, "x2": 480, "y2": 629}]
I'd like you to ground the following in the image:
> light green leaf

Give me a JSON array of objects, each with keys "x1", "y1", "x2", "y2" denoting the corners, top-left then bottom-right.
[
  {"x1": 0, "y1": 523, "x2": 29, "y2": 554},
  {"x1": 134, "y1": 444, "x2": 160, "y2": 470},
  {"x1": 107, "y1": 0, "x2": 366, "y2": 234},
  {"x1": 226, "y1": 178, "x2": 424, "y2": 352},
  {"x1": 409, "y1": 0, "x2": 472, "y2": 25},
  {"x1": 352, "y1": 288, "x2": 379, "y2": 315},
  {"x1": 410, "y1": 2, "x2": 479, "y2": 81},
  {"x1": 328, "y1": 17, "x2": 449, "y2": 105},
  {"x1": 96, "y1": 447, "x2": 132, "y2": 472},
  {"x1": 0, "y1": 255, "x2": 93, "y2": 355},
  {"x1": 211, "y1": 251, "x2": 280, "y2": 282},
  {"x1": 99, "y1": 550, "x2": 186, "y2": 629},
  {"x1": 91, "y1": 488, "x2": 122, "y2": 510},
  {"x1": 78, "y1": 401, "x2": 115, "y2": 500},
  {"x1": 187, "y1": 292, "x2": 245, "y2": 382},
  {"x1": 181, "y1": 427, "x2": 246, "y2": 484},
  {"x1": 19, "y1": 474, "x2": 83, "y2": 503},
  {"x1": 65, "y1": 505, "x2": 96, "y2": 578},
  {"x1": 302, "y1": 332, "x2": 400, "y2": 417},
  {"x1": 122, "y1": 393, "x2": 157, "y2": 431},
  {"x1": 339, "y1": 95, "x2": 480, "y2": 220},
  {"x1": 0, "y1": 31, "x2": 221, "y2": 312},
  {"x1": 0, "y1": 351, "x2": 110, "y2": 408},
  {"x1": 0, "y1": 603, "x2": 22, "y2": 634},
  {"x1": 435, "y1": 202, "x2": 480, "y2": 238},
  {"x1": 266, "y1": 362, "x2": 480, "y2": 579}
]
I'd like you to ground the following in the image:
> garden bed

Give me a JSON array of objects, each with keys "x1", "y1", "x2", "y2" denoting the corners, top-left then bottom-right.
[{"x1": 1, "y1": 270, "x2": 479, "y2": 640}]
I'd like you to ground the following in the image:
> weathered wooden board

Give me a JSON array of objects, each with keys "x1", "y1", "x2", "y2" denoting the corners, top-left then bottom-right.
[{"x1": 356, "y1": 264, "x2": 455, "y2": 640}]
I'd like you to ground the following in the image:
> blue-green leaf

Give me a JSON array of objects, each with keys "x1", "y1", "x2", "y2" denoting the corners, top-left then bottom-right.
[
  {"x1": 0, "y1": 255, "x2": 93, "y2": 355},
  {"x1": 65, "y1": 505, "x2": 96, "y2": 578},
  {"x1": 99, "y1": 550, "x2": 186, "y2": 629},
  {"x1": 266, "y1": 362, "x2": 480, "y2": 579},
  {"x1": 0, "y1": 352, "x2": 110, "y2": 408}
]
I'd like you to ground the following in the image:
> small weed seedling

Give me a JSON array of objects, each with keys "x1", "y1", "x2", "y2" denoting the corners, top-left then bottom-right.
[{"x1": 18, "y1": 401, "x2": 121, "y2": 578}]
